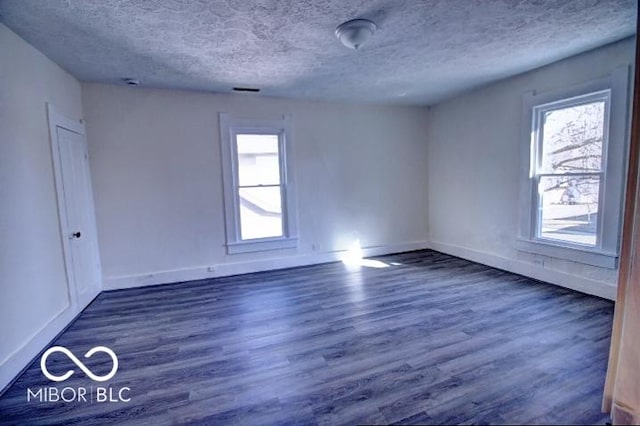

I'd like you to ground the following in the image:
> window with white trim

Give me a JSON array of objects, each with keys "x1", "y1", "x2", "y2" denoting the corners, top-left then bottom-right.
[
  {"x1": 533, "y1": 91, "x2": 608, "y2": 246},
  {"x1": 518, "y1": 68, "x2": 630, "y2": 269},
  {"x1": 219, "y1": 114, "x2": 297, "y2": 254}
]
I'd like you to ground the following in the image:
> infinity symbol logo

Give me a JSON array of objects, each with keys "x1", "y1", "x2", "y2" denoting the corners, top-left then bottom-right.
[{"x1": 40, "y1": 346, "x2": 119, "y2": 382}]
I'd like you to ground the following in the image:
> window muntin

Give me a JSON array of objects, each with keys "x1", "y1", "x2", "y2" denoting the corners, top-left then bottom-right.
[{"x1": 532, "y1": 91, "x2": 610, "y2": 248}]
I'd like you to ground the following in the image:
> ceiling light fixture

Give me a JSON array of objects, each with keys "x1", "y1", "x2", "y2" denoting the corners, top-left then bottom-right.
[{"x1": 335, "y1": 18, "x2": 377, "y2": 50}]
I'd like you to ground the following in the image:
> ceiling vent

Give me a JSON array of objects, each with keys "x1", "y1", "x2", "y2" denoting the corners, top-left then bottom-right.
[{"x1": 233, "y1": 87, "x2": 260, "y2": 93}]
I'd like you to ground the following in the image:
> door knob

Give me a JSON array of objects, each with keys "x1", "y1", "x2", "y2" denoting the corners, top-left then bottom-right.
[{"x1": 72, "y1": 231, "x2": 81, "y2": 239}]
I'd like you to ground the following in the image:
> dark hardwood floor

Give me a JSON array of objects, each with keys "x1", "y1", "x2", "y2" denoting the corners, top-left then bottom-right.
[{"x1": 0, "y1": 250, "x2": 614, "y2": 425}]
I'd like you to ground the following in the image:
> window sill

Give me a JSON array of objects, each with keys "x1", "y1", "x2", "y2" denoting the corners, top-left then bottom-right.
[
  {"x1": 227, "y1": 237, "x2": 298, "y2": 254},
  {"x1": 516, "y1": 238, "x2": 618, "y2": 269}
]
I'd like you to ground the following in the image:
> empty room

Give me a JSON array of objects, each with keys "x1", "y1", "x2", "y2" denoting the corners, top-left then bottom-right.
[{"x1": 1, "y1": 0, "x2": 640, "y2": 424}]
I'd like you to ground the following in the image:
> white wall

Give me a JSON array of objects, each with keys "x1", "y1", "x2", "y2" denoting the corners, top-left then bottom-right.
[
  {"x1": 0, "y1": 24, "x2": 84, "y2": 390},
  {"x1": 3, "y1": 18, "x2": 627, "y2": 392},
  {"x1": 426, "y1": 37, "x2": 635, "y2": 300},
  {"x1": 81, "y1": 84, "x2": 430, "y2": 289}
]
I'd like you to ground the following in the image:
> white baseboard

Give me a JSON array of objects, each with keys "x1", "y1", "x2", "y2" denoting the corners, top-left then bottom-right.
[
  {"x1": 0, "y1": 303, "x2": 77, "y2": 393},
  {"x1": 2, "y1": 238, "x2": 614, "y2": 394},
  {"x1": 0, "y1": 241, "x2": 427, "y2": 392},
  {"x1": 103, "y1": 240, "x2": 432, "y2": 291},
  {"x1": 429, "y1": 240, "x2": 617, "y2": 300}
]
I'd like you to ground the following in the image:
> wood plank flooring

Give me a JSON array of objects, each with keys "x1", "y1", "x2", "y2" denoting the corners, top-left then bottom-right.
[{"x1": 0, "y1": 250, "x2": 614, "y2": 425}]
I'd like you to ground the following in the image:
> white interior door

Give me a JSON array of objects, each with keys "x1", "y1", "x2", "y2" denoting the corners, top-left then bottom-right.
[{"x1": 50, "y1": 108, "x2": 102, "y2": 310}]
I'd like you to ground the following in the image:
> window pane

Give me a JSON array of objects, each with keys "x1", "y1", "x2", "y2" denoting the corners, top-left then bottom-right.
[
  {"x1": 237, "y1": 134, "x2": 280, "y2": 186},
  {"x1": 538, "y1": 175, "x2": 600, "y2": 246},
  {"x1": 540, "y1": 101, "x2": 605, "y2": 173},
  {"x1": 239, "y1": 186, "x2": 283, "y2": 240}
]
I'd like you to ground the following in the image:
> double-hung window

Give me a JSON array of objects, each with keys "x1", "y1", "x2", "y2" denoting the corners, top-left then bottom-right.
[
  {"x1": 533, "y1": 91, "x2": 609, "y2": 247},
  {"x1": 518, "y1": 68, "x2": 630, "y2": 268},
  {"x1": 219, "y1": 114, "x2": 297, "y2": 254}
]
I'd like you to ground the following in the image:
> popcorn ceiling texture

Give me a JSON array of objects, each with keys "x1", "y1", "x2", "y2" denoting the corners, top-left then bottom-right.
[{"x1": 0, "y1": 0, "x2": 635, "y2": 105}]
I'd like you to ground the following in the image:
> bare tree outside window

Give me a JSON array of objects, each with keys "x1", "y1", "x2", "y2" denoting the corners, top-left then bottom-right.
[{"x1": 536, "y1": 99, "x2": 606, "y2": 246}]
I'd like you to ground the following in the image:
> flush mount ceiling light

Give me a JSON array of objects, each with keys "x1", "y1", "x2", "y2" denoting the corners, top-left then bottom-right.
[{"x1": 335, "y1": 18, "x2": 377, "y2": 50}]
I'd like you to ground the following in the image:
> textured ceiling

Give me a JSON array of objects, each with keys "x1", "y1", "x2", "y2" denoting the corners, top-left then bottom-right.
[{"x1": 0, "y1": 0, "x2": 636, "y2": 105}]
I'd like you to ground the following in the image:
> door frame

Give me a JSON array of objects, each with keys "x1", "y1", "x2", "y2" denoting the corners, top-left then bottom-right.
[
  {"x1": 602, "y1": 8, "x2": 640, "y2": 424},
  {"x1": 47, "y1": 103, "x2": 101, "y2": 311},
  {"x1": 0, "y1": 105, "x2": 103, "y2": 394}
]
